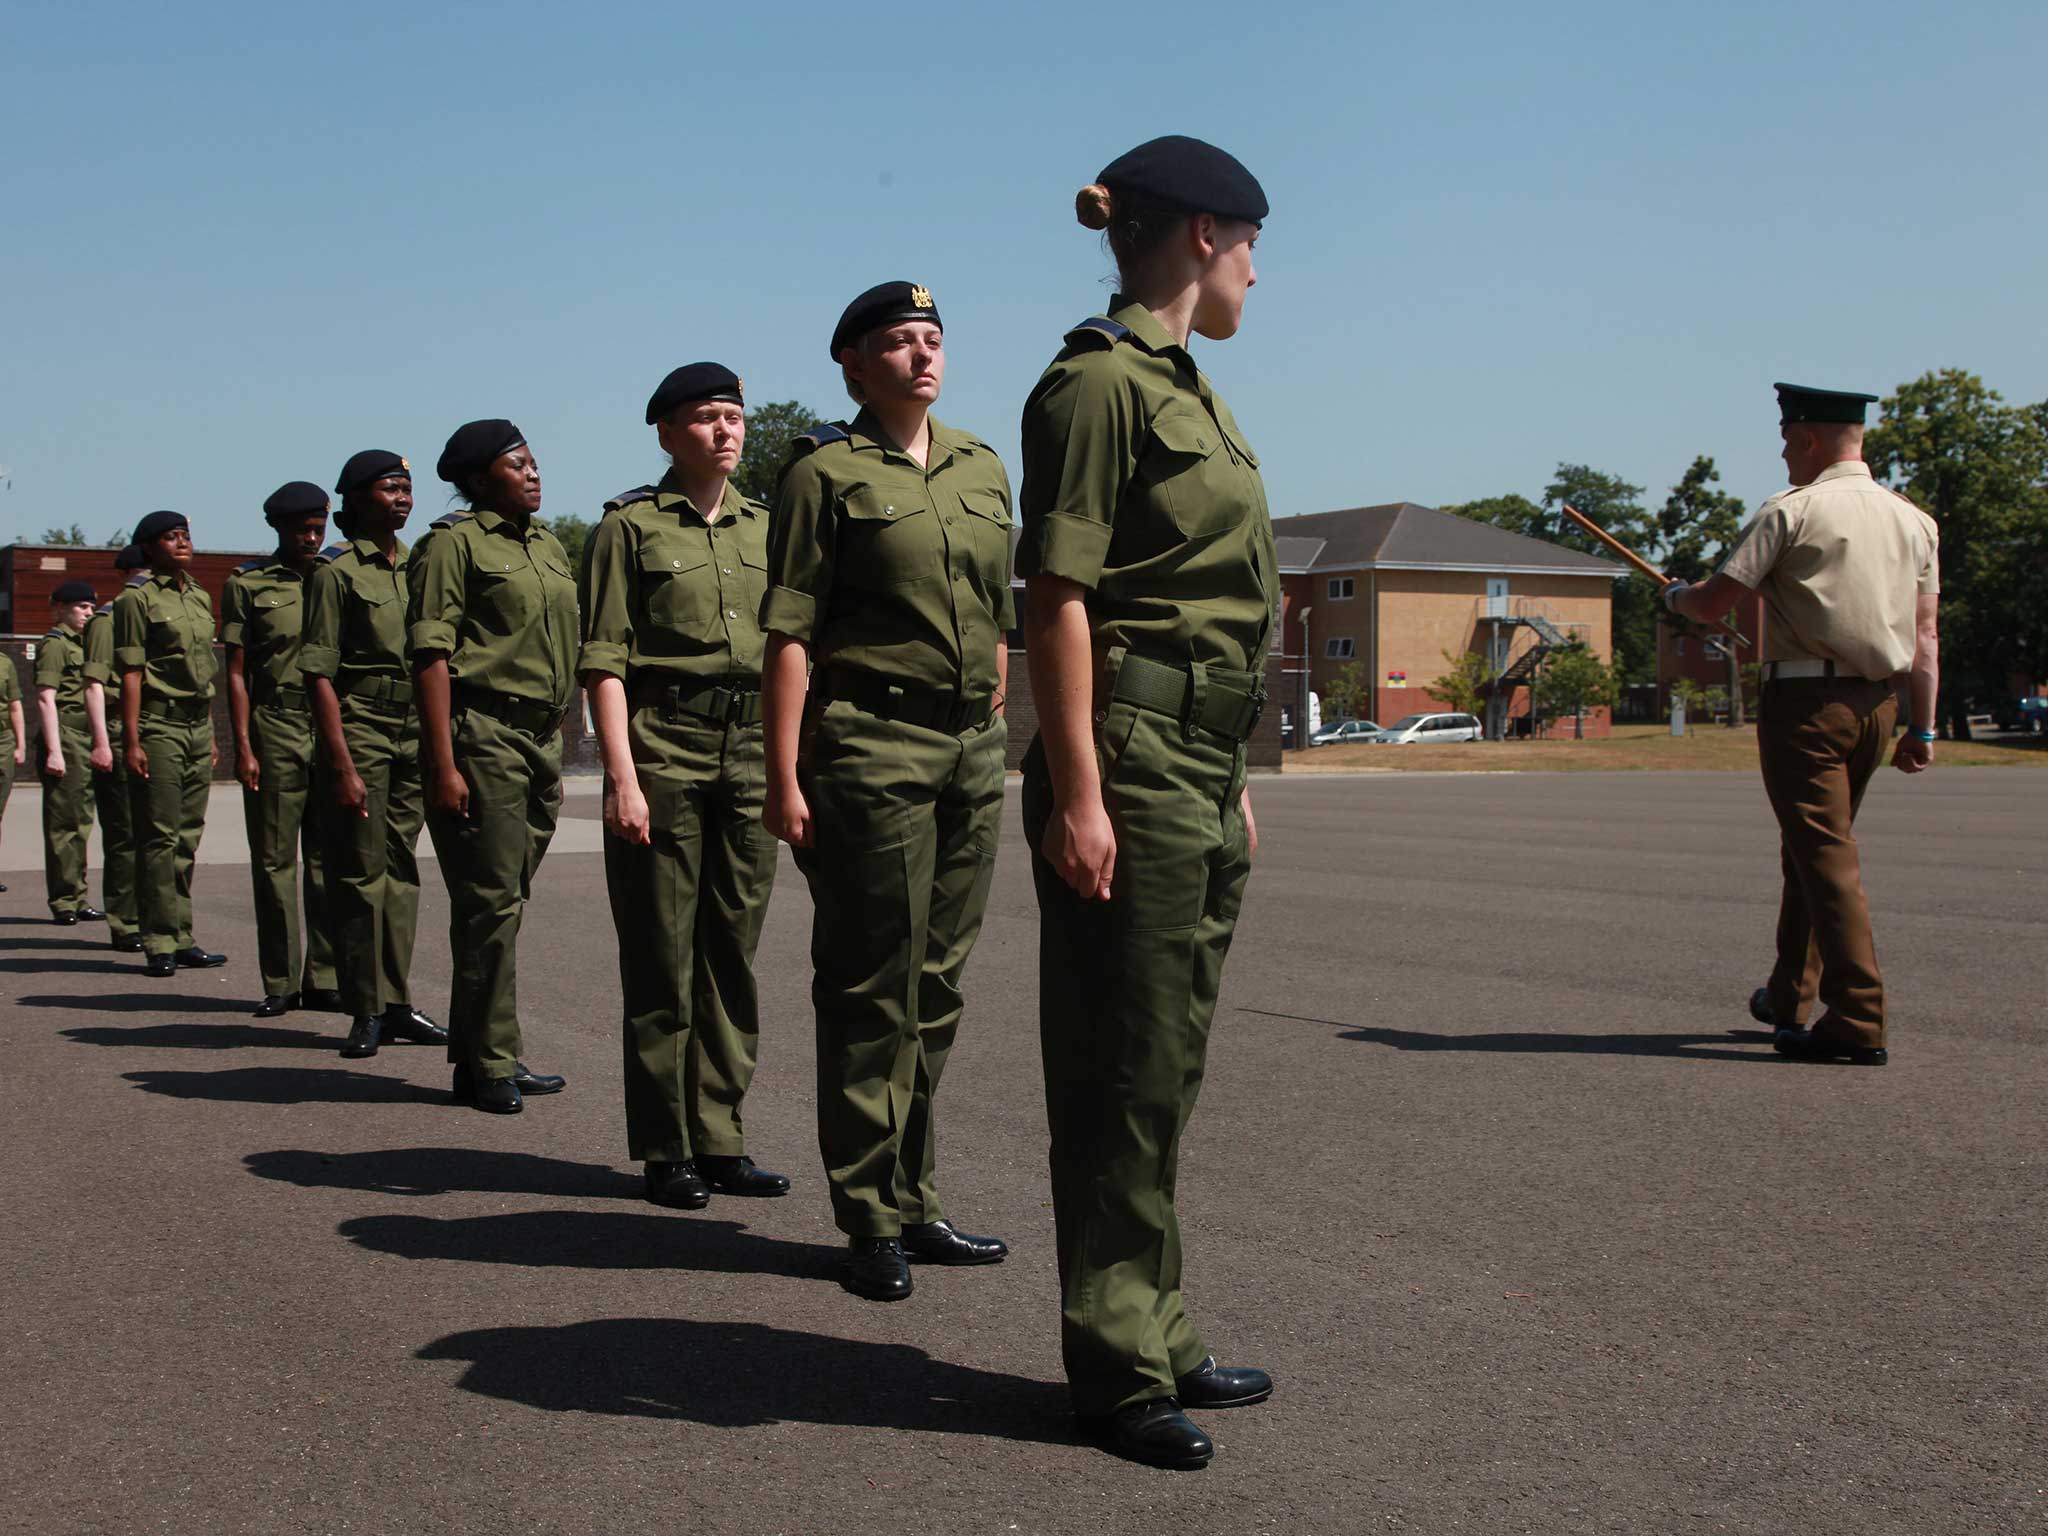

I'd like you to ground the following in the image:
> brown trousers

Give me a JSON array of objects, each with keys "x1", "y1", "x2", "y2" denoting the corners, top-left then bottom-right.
[{"x1": 1756, "y1": 678, "x2": 1898, "y2": 1046}]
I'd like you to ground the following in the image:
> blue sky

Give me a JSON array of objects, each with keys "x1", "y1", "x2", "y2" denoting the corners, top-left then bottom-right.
[{"x1": 4, "y1": 0, "x2": 2043, "y2": 553}]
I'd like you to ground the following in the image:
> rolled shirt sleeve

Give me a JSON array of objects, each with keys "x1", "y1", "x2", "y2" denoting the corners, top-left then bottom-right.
[
  {"x1": 1017, "y1": 359, "x2": 1136, "y2": 591},
  {"x1": 1917, "y1": 522, "x2": 1941, "y2": 596},
  {"x1": 111, "y1": 590, "x2": 149, "y2": 672},
  {"x1": 83, "y1": 619, "x2": 114, "y2": 685},
  {"x1": 760, "y1": 454, "x2": 833, "y2": 641},
  {"x1": 406, "y1": 531, "x2": 464, "y2": 660},
  {"x1": 34, "y1": 639, "x2": 65, "y2": 690},
  {"x1": 218, "y1": 577, "x2": 248, "y2": 649},
  {"x1": 574, "y1": 511, "x2": 634, "y2": 680},
  {"x1": 1716, "y1": 504, "x2": 1789, "y2": 590},
  {"x1": 298, "y1": 562, "x2": 344, "y2": 680}
]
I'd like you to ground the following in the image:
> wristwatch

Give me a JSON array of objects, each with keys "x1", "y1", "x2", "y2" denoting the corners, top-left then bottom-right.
[{"x1": 1911, "y1": 728, "x2": 1937, "y2": 742}]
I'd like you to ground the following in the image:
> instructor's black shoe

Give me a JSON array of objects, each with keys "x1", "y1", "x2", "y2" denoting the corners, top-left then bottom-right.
[
  {"x1": 1173, "y1": 1356, "x2": 1273, "y2": 1409},
  {"x1": 1086, "y1": 1398, "x2": 1215, "y2": 1470},
  {"x1": 1773, "y1": 1025, "x2": 1888, "y2": 1066},
  {"x1": 381, "y1": 1005, "x2": 449, "y2": 1046},
  {"x1": 508, "y1": 1062, "x2": 564, "y2": 1095},
  {"x1": 842, "y1": 1238, "x2": 914, "y2": 1301},
  {"x1": 174, "y1": 946, "x2": 226, "y2": 968},
  {"x1": 341, "y1": 1016, "x2": 383, "y2": 1059},
  {"x1": 299, "y1": 987, "x2": 344, "y2": 1013},
  {"x1": 645, "y1": 1160, "x2": 711, "y2": 1210},
  {"x1": 253, "y1": 993, "x2": 299, "y2": 1019},
  {"x1": 901, "y1": 1219, "x2": 1008, "y2": 1265},
  {"x1": 697, "y1": 1154, "x2": 791, "y2": 1197},
  {"x1": 111, "y1": 935, "x2": 144, "y2": 953},
  {"x1": 1748, "y1": 987, "x2": 1776, "y2": 1026},
  {"x1": 144, "y1": 953, "x2": 176, "y2": 978}
]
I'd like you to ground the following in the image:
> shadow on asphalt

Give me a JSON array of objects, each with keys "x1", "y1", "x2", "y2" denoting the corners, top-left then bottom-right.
[
  {"x1": 21, "y1": 991, "x2": 319, "y2": 1017},
  {"x1": 1243, "y1": 1008, "x2": 1780, "y2": 1062},
  {"x1": 416, "y1": 1317, "x2": 1075, "y2": 1442},
  {"x1": 0, "y1": 935, "x2": 121, "y2": 952},
  {"x1": 64, "y1": 1020, "x2": 339, "y2": 1050},
  {"x1": 0, "y1": 954, "x2": 139, "y2": 976},
  {"x1": 341, "y1": 1210, "x2": 829, "y2": 1277},
  {"x1": 120, "y1": 1065, "x2": 447, "y2": 1105},
  {"x1": 246, "y1": 1147, "x2": 642, "y2": 1201}
]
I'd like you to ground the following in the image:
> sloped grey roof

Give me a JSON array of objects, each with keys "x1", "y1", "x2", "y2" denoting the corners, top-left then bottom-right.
[
  {"x1": 1274, "y1": 536, "x2": 1325, "y2": 572},
  {"x1": 1271, "y1": 503, "x2": 1620, "y2": 576}
]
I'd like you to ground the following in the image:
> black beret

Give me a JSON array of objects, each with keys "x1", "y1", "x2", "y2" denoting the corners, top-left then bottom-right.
[
  {"x1": 645, "y1": 362, "x2": 744, "y2": 424},
  {"x1": 335, "y1": 449, "x2": 412, "y2": 497},
  {"x1": 133, "y1": 510, "x2": 189, "y2": 545},
  {"x1": 52, "y1": 580, "x2": 97, "y2": 605},
  {"x1": 1098, "y1": 135, "x2": 1268, "y2": 224},
  {"x1": 1775, "y1": 382, "x2": 1880, "y2": 426},
  {"x1": 263, "y1": 481, "x2": 331, "y2": 522},
  {"x1": 830, "y1": 281, "x2": 942, "y2": 360},
  {"x1": 436, "y1": 419, "x2": 527, "y2": 485},
  {"x1": 113, "y1": 544, "x2": 147, "y2": 572}
]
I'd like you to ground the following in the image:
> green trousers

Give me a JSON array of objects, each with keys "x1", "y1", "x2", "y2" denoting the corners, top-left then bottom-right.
[
  {"x1": 42, "y1": 718, "x2": 95, "y2": 917},
  {"x1": 317, "y1": 700, "x2": 424, "y2": 1020},
  {"x1": 242, "y1": 702, "x2": 336, "y2": 998},
  {"x1": 607, "y1": 708, "x2": 777, "y2": 1164},
  {"x1": 95, "y1": 731, "x2": 141, "y2": 941},
  {"x1": 130, "y1": 711, "x2": 213, "y2": 958},
  {"x1": 425, "y1": 708, "x2": 562, "y2": 1080},
  {"x1": 1021, "y1": 697, "x2": 1252, "y2": 1417},
  {"x1": 0, "y1": 737, "x2": 15, "y2": 842},
  {"x1": 794, "y1": 699, "x2": 1004, "y2": 1238}
]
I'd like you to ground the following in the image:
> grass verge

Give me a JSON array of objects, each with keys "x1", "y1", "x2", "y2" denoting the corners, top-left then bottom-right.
[{"x1": 1285, "y1": 723, "x2": 2048, "y2": 773}]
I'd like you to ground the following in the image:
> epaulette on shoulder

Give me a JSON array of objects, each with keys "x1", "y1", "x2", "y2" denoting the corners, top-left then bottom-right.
[
  {"x1": 316, "y1": 542, "x2": 349, "y2": 564},
  {"x1": 93, "y1": 603, "x2": 113, "y2": 617},
  {"x1": 603, "y1": 484, "x2": 659, "y2": 514},
  {"x1": 429, "y1": 511, "x2": 470, "y2": 530},
  {"x1": 799, "y1": 422, "x2": 852, "y2": 450},
  {"x1": 1065, "y1": 315, "x2": 1131, "y2": 350},
  {"x1": 233, "y1": 556, "x2": 270, "y2": 575}
]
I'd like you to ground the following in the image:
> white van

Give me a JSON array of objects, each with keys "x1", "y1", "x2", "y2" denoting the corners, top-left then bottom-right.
[{"x1": 1375, "y1": 712, "x2": 1484, "y2": 744}]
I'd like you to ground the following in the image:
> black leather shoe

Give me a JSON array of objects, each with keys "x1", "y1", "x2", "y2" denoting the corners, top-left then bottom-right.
[
  {"x1": 1774, "y1": 1026, "x2": 1887, "y2": 1066},
  {"x1": 341, "y1": 1015, "x2": 383, "y2": 1059},
  {"x1": 697, "y1": 1154, "x2": 791, "y2": 1197},
  {"x1": 1174, "y1": 1356, "x2": 1273, "y2": 1409},
  {"x1": 901, "y1": 1219, "x2": 1008, "y2": 1265},
  {"x1": 842, "y1": 1237, "x2": 913, "y2": 1301},
  {"x1": 508, "y1": 1062, "x2": 564, "y2": 1095},
  {"x1": 53, "y1": 911, "x2": 79, "y2": 926},
  {"x1": 382, "y1": 1005, "x2": 449, "y2": 1046},
  {"x1": 451, "y1": 1066, "x2": 523, "y2": 1113},
  {"x1": 1087, "y1": 1398, "x2": 1214, "y2": 1470},
  {"x1": 78, "y1": 905, "x2": 106, "y2": 921},
  {"x1": 299, "y1": 987, "x2": 344, "y2": 1013},
  {"x1": 111, "y1": 934, "x2": 144, "y2": 952},
  {"x1": 253, "y1": 993, "x2": 300, "y2": 1019},
  {"x1": 1748, "y1": 986, "x2": 1776, "y2": 1026},
  {"x1": 645, "y1": 1160, "x2": 711, "y2": 1210},
  {"x1": 174, "y1": 946, "x2": 226, "y2": 968},
  {"x1": 144, "y1": 953, "x2": 176, "y2": 978}
]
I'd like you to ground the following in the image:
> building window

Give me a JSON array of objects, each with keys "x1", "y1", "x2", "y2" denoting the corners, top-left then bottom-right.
[
  {"x1": 1325, "y1": 637, "x2": 1355, "y2": 659},
  {"x1": 1327, "y1": 576, "x2": 1355, "y2": 600},
  {"x1": 1675, "y1": 636, "x2": 1687, "y2": 657}
]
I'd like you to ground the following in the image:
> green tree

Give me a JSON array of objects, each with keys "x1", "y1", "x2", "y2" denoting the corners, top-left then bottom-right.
[
  {"x1": 1532, "y1": 643, "x2": 1617, "y2": 738},
  {"x1": 1429, "y1": 649, "x2": 1490, "y2": 717},
  {"x1": 1320, "y1": 659, "x2": 1371, "y2": 721},
  {"x1": 1443, "y1": 492, "x2": 1547, "y2": 540},
  {"x1": 735, "y1": 399, "x2": 826, "y2": 503},
  {"x1": 546, "y1": 514, "x2": 596, "y2": 575},
  {"x1": 1866, "y1": 369, "x2": 2048, "y2": 735},
  {"x1": 40, "y1": 523, "x2": 88, "y2": 545},
  {"x1": 1657, "y1": 456, "x2": 1745, "y2": 581}
]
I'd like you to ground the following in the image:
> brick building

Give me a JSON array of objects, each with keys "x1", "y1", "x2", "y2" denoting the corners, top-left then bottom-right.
[
  {"x1": 1657, "y1": 591, "x2": 1767, "y2": 715},
  {"x1": 1268, "y1": 503, "x2": 1622, "y2": 739},
  {"x1": 1, "y1": 541, "x2": 265, "y2": 637}
]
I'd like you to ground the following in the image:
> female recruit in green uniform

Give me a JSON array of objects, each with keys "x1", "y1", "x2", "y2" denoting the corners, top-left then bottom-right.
[
  {"x1": 761, "y1": 282, "x2": 1014, "y2": 1302},
  {"x1": 114, "y1": 510, "x2": 227, "y2": 977},
  {"x1": 580, "y1": 363, "x2": 790, "y2": 1211},
  {"x1": 0, "y1": 639, "x2": 23, "y2": 894},
  {"x1": 409, "y1": 420, "x2": 578, "y2": 1114},
  {"x1": 1017, "y1": 136, "x2": 1277, "y2": 1470},
  {"x1": 83, "y1": 544, "x2": 150, "y2": 947},
  {"x1": 304, "y1": 450, "x2": 446, "y2": 1061}
]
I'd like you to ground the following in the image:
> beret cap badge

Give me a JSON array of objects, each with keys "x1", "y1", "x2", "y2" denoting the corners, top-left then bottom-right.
[{"x1": 910, "y1": 286, "x2": 934, "y2": 309}]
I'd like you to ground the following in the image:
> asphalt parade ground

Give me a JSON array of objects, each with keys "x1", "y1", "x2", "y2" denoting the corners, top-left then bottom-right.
[{"x1": 4, "y1": 769, "x2": 2041, "y2": 1535}]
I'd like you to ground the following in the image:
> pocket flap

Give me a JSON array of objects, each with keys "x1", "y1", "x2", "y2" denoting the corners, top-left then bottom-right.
[
  {"x1": 843, "y1": 485, "x2": 925, "y2": 522},
  {"x1": 960, "y1": 488, "x2": 1012, "y2": 524},
  {"x1": 1149, "y1": 408, "x2": 1220, "y2": 460},
  {"x1": 641, "y1": 548, "x2": 709, "y2": 576}
]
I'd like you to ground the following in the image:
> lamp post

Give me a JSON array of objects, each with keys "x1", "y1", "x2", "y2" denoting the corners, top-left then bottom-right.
[{"x1": 1298, "y1": 605, "x2": 1313, "y2": 745}]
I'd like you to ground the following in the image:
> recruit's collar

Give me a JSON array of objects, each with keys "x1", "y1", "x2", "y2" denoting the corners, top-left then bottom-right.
[
  {"x1": 470, "y1": 506, "x2": 542, "y2": 540},
  {"x1": 846, "y1": 407, "x2": 980, "y2": 466},
  {"x1": 1106, "y1": 294, "x2": 1190, "y2": 359},
  {"x1": 347, "y1": 533, "x2": 404, "y2": 566},
  {"x1": 654, "y1": 468, "x2": 756, "y2": 523},
  {"x1": 145, "y1": 568, "x2": 191, "y2": 590}
]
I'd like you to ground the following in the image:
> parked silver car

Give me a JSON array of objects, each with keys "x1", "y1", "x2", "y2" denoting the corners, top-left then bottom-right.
[
  {"x1": 1309, "y1": 718, "x2": 1383, "y2": 746},
  {"x1": 1375, "y1": 712, "x2": 1484, "y2": 744}
]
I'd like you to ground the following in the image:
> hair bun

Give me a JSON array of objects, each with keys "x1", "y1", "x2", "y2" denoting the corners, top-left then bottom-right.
[{"x1": 1074, "y1": 183, "x2": 1113, "y2": 230}]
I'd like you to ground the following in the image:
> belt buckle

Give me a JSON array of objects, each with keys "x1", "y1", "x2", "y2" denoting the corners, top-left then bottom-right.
[{"x1": 1245, "y1": 687, "x2": 1266, "y2": 734}]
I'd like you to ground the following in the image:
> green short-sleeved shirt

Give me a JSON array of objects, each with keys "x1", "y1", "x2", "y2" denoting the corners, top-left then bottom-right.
[
  {"x1": 761, "y1": 409, "x2": 1016, "y2": 697},
  {"x1": 404, "y1": 511, "x2": 471, "y2": 589},
  {"x1": 83, "y1": 608, "x2": 116, "y2": 686},
  {"x1": 406, "y1": 507, "x2": 579, "y2": 711},
  {"x1": 112, "y1": 571, "x2": 217, "y2": 701},
  {"x1": 36, "y1": 623, "x2": 89, "y2": 714},
  {"x1": 301, "y1": 536, "x2": 411, "y2": 687},
  {"x1": 578, "y1": 472, "x2": 771, "y2": 686},
  {"x1": 1017, "y1": 297, "x2": 1277, "y2": 674},
  {"x1": 220, "y1": 556, "x2": 311, "y2": 691},
  {"x1": 0, "y1": 655, "x2": 20, "y2": 742}
]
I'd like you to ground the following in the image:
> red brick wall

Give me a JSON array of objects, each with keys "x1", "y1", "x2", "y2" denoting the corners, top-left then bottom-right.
[{"x1": 3, "y1": 543, "x2": 267, "y2": 637}]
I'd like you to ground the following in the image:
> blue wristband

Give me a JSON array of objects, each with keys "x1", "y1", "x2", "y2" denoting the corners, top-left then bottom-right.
[{"x1": 1912, "y1": 729, "x2": 1936, "y2": 742}]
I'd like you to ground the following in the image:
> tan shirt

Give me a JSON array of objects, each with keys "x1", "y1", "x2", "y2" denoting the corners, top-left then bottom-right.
[{"x1": 1717, "y1": 460, "x2": 1938, "y2": 679}]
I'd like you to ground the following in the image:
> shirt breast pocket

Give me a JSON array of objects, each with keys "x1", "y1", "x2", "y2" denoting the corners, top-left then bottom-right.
[
  {"x1": 737, "y1": 543, "x2": 770, "y2": 614},
  {"x1": 958, "y1": 487, "x2": 1014, "y2": 583},
  {"x1": 347, "y1": 581, "x2": 398, "y2": 654},
  {"x1": 841, "y1": 485, "x2": 938, "y2": 588},
  {"x1": 642, "y1": 549, "x2": 714, "y2": 629},
  {"x1": 1145, "y1": 407, "x2": 1248, "y2": 540},
  {"x1": 146, "y1": 602, "x2": 190, "y2": 656},
  {"x1": 473, "y1": 560, "x2": 531, "y2": 629}
]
